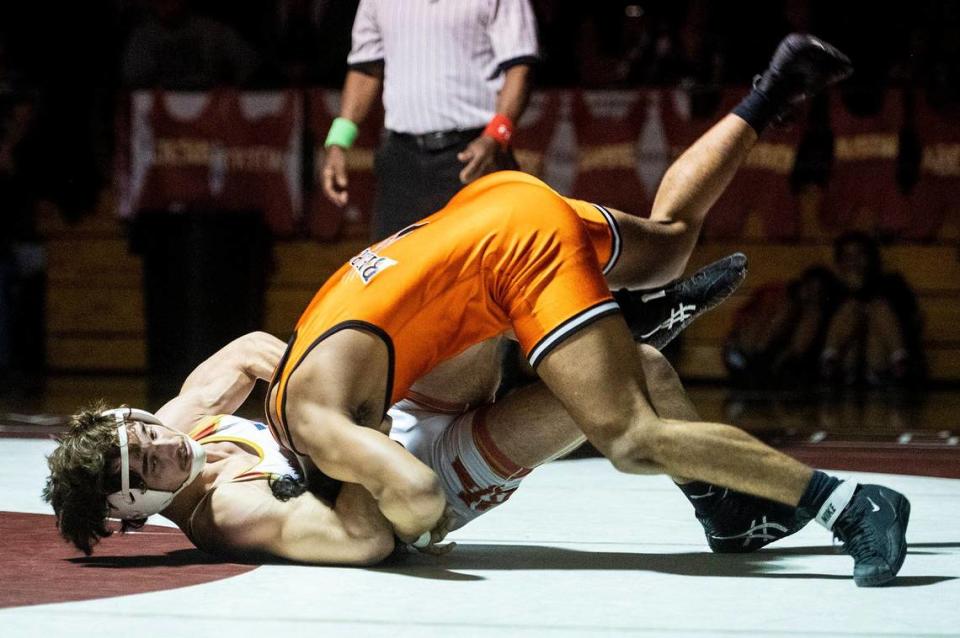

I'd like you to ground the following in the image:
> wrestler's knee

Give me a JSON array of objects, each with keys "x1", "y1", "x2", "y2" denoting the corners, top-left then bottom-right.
[
  {"x1": 606, "y1": 417, "x2": 668, "y2": 475},
  {"x1": 636, "y1": 344, "x2": 678, "y2": 386}
]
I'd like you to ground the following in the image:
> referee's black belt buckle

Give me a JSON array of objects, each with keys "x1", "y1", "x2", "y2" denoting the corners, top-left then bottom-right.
[{"x1": 392, "y1": 128, "x2": 482, "y2": 152}]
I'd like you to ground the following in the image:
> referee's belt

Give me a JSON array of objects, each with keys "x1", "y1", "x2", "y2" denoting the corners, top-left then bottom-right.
[{"x1": 389, "y1": 128, "x2": 483, "y2": 152}]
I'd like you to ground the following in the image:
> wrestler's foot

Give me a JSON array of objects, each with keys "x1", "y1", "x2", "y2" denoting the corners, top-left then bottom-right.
[
  {"x1": 678, "y1": 481, "x2": 812, "y2": 553},
  {"x1": 832, "y1": 484, "x2": 910, "y2": 587},
  {"x1": 613, "y1": 253, "x2": 747, "y2": 350},
  {"x1": 755, "y1": 33, "x2": 854, "y2": 124}
]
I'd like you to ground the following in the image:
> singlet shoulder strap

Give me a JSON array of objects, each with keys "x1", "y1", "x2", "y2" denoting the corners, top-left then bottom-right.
[{"x1": 188, "y1": 415, "x2": 224, "y2": 441}]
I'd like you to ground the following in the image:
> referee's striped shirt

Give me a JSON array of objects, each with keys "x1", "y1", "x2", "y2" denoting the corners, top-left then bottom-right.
[{"x1": 347, "y1": 0, "x2": 539, "y2": 135}]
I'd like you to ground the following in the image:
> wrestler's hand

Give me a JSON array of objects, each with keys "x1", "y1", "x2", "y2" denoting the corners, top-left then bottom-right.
[
  {"x1": 322, "y1": 145, "x2": 350, "y2": 207},
  {"x1": 412, "y1": 505, "x2": 457, "y2": 556},
  {"x1": 457, "y1": 135, "x2": 499, "y2": 184}
]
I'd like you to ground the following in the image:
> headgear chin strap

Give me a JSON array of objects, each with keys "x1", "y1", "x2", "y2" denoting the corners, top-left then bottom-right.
[{"x1": 103, "y1": 407, "x2": 206, "y2": 520}]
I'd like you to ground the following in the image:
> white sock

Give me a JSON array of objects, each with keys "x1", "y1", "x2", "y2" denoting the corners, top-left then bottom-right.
[{"x1": 815, "y1": 480, "x2": 859, "y2": 530}]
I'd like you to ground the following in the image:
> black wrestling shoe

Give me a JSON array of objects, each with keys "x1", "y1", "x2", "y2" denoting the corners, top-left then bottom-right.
[
  {"x1": 613, "y1": 253, "x2": 747, "y2": 350},
  {"x1": 755, "y1": 34, "x2": 854, "y2": 124},
  {"x1": 832, "y1": 484, "x2": 910, "y2": 587},
  {"x1": 680, "y1": 482, "x2": 813, "y2": 553}
]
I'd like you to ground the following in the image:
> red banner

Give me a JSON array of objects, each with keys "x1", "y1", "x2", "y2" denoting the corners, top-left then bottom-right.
[
  {"x1": 910, "y1": 95, "x2": 960, "y2": 240},
  {"x1": 512, "y1": 91, "x2": 563, "y2": 181},
  {"x1": 569, "y1": 90, "x2": 649, "y2": 212},
  {"x1": 116, "y1": 88, "x2": 959, "y2": 242},
  {"x1": 117, "y1": 90, "x2": 302, "y2": 236},
  {"x1": 822, "y1": 90, "x2": 906, "y2": 236}
]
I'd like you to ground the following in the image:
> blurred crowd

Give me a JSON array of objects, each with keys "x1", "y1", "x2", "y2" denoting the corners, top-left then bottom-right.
[
  {"x1": 0, "y1": 0, "x2": 958, "y2": 215},
  {"x1": 725, "y1": 232, "x2": 925, "y2": 390},
  {"x1": 5, "y1": 0, "x2": 957, "y2": 89},
  {"x1": 0, "y1": 0, "x2": 956, "y2": 220},
  {"x1": 1, "y1": 0, "x2": 957, "y2": 382}
]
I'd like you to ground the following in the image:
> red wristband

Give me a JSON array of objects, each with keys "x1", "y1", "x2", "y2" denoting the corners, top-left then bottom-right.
[{"x1": 483, "y1": 113, "x2": 514, "y2": 149}]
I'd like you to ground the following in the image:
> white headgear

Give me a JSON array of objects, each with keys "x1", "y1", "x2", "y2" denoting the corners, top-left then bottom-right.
[{"x1": 103, "y1": 407, "x2": 206, "y2": 520}]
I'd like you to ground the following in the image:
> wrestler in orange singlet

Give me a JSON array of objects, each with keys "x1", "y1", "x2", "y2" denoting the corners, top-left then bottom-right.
[{"x1": 268, "y1": 171, "x2": 622, "y2": 453}]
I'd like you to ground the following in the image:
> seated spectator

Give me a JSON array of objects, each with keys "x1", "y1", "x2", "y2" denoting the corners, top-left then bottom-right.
[
  {"x1": 820, "y1": 232, "x2": 925, "y2": 387},
  {"x1": 724, "y1": 266, "x2": 840, "y2": 388},
  {"x1": 122, "y1": 0, "x2": 261, "y2": 89}
]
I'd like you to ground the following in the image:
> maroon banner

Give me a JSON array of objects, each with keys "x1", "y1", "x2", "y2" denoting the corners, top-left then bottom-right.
[
  {"x1": 117, "y1": 90, "x2": 302, "y2": 236},
  {"x1": 115, "y1": 88, "x2": 959, "y2": 242},
  {"x1": 822, "y1": 89, "x2": 906, "y2": 236},
  {"x1": 570, "y1": 90, "x2": 649, "y2": 213},
  {"x1": 714, "y1": 90, "x2": 802, "y2": 240},
  {"x1": 512, "y1": 91, "x2": 563, "y2": 180},
  {"x1": 909, "y1": 95, "x2": 960, "y2": 240}
]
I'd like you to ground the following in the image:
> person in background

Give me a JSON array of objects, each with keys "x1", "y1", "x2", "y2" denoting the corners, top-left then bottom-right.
[
  {"x1": 820, "y1": 231, "x2": 925, "y2": 387},
  {"x1": 122, "y1": 0, "x2": 262, "y2": 89},
  {"x1": 320, "y1": 0, "x2": 539, "y2": 240},
  {"x1": 725, "y1": 266, "x2": 841, "y2": 388}
]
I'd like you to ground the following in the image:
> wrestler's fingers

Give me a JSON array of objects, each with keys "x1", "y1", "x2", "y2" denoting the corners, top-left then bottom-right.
[
  {"x1": 321, "y1": 148, "x2": 349, "y2": 206},
  {"x1": 415, "y1": 541, "x2": 457, "y2": 556},
  {"x1": 459, "y1": 156, "x2": 483, "y2": 184}
]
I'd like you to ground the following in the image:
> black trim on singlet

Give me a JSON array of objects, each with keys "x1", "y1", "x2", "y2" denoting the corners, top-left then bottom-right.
[
  {"x1": 265, "y1": 331, "x2": 299, "y2": 451},
  {"x1": 526, "y1": 300, "x2": 621, "y2": 369},
  {"x1": 592, "y1": 204, "x2": 622, "y2": 275},
  {"x1": 273, "y1": 321, "x2": 396, "y2": 457},
  {"x1": 394, "y1": 222, "x2": 428, "y2": 239}
]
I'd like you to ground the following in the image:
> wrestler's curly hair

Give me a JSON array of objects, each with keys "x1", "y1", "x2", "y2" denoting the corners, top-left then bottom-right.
[
  {"x1": 41, "y1": 401, "x2": 147, "y2": 555},
  {"x1": 268, "y1": 474, "x2": 307, "y2": 501}
]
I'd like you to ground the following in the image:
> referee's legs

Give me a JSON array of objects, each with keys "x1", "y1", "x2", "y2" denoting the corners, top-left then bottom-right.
[
  {"x1": 371, "y1": 134, "x2": 426, "y2": 240},
  {"x1": 371, "y1": 134, "x2": 520, "y2": 241}
]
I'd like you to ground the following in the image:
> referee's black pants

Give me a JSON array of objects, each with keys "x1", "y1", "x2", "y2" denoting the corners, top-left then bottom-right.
[{"x1": 371, "y1": 128, "x2": 519, "y2": 241}]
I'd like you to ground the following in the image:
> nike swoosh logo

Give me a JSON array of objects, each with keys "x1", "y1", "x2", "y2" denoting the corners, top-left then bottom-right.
[{"x1": 866, "y1": 496, "x2": 881, "y2": 513}]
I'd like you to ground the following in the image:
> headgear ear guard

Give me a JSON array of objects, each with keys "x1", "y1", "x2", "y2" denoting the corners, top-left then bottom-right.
[{"x1": 103, "y1": 407, "x2": 206, "y2": 520}]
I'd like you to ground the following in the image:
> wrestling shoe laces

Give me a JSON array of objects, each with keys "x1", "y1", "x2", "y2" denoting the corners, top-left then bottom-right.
[
  {"x1": 831, "y1": 484, "x2": 910, "y2": 587},
  {"x1": 614, "y1": 252, "x2": 748, "y2": 350}
]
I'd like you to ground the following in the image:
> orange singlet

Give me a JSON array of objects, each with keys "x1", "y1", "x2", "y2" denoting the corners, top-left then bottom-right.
[{"x1": 267, "y1": 171, "x2": 623, "y2": 452}]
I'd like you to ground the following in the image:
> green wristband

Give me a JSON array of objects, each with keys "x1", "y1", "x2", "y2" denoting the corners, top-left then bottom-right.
[{"x1": 325, "y1": 117, "x2": 359, "y2": 149}]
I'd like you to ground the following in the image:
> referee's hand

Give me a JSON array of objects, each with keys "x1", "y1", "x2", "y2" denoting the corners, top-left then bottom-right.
[
  {"x1": 458, "y1": 135, "x2": 498, "y2": 184},
  {"x1": 322, "y1": 145, "x2": 350, "y2": 207}
]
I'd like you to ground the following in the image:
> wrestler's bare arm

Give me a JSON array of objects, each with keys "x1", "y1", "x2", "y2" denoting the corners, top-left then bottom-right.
[
  {"x1": 193, "y1": 481, "x2": 394, "y2": 565},
  {"x1": 283, "y1": 330, "x2": 446, "y2": 541},
  {"x1": 288, "y1": 401, "x2": 444, "y2": 541},
  {"x1": 409, "y1": 339, "x2": 504, "y2": 407},
  {"x1": 156, "y1": 331, "x2": 286, "y2": 432}
]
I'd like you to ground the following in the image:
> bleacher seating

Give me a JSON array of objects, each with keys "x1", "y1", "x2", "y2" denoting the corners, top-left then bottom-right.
[{"x1": 43, "y1": 205, "x2": 960, "y2": 382}]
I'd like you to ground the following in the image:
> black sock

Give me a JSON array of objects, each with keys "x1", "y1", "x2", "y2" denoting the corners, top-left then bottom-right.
[
  {"x1": 797, "y1": 470, "x2": 841, "y2": 516},
  {"x1": 732, "y1": 89, "x2": 779, "y2": 134}
]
